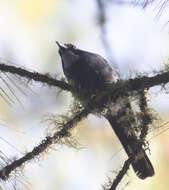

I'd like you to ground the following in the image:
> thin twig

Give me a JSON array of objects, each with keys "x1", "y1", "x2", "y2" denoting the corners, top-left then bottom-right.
[{"x1": 96, "y1": 0, "x2": 120, "y2": 74}]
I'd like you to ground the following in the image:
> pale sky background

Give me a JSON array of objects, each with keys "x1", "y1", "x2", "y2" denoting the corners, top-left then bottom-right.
[{"x1": 0, "y1": 0, "x2": 169, "y2": 190}]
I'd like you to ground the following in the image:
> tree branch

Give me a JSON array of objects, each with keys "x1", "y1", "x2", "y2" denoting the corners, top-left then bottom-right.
[
  {"x1": 0, "y1": 62, "x2": 168, "y2": 186},
  {"x1": 96, "y1": 0, "x2": 120, "y2": 73},
  {"x1": 103, "y1": 70, "x2": 169, "y2": 103},
  {"x1": 0, "y1": 108, "x2": 89, "y2": 180},
  {"x1": 0, "y1": 63, "x2": 74, "y2": 92},
  {"x1": 109, "y1": 158, "x2": 132, "y2": 190},
  {"x1": 0, "y1": 63, "x2": 169, "y2": 103}
]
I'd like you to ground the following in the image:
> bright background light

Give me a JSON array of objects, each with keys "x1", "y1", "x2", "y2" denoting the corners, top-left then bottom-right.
[{"x1": 0, "y1": 0, "x2": 168, "y2": 190}]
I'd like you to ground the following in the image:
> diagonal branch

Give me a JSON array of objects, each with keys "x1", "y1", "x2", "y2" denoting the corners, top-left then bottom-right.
[
  {"x1": 0, "y1": 108, "x2": 89, "y2": 180},
  {"x1": 109, "y1": 157, "x2": 133, "y2": 190}
]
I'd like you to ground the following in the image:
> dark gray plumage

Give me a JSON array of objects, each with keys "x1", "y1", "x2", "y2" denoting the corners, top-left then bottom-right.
[{"x1": 57, "y1": 42, "x2": 154, "y2": 179}]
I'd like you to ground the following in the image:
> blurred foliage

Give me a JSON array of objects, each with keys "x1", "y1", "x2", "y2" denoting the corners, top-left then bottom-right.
[{"x1": 0, "y1": 0, "x2": 168, "y2": 190}]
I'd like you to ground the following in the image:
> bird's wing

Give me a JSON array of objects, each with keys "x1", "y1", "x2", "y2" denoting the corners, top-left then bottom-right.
[{"x1": 86, "y1": 53, "x2": 119, "y2": 84}]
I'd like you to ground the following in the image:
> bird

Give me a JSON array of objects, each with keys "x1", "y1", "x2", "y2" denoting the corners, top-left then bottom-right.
[{"x1": 56, "y1": 41, "x2": 155, "y2": 179}]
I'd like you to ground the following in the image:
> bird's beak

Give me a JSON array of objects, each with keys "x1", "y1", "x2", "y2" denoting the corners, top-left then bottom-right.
[{"x1": 56, "y1": 41, "x2": 66, "y2": 52}]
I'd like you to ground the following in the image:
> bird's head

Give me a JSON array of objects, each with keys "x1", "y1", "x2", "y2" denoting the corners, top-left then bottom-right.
[{"x1": 56, "y1": 42, "x2": 80, "y2": 68}]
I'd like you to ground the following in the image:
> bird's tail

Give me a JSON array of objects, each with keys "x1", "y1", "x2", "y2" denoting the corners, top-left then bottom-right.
[{"x1": 106, "y1": 114, "x2": 154, "y2": 179}]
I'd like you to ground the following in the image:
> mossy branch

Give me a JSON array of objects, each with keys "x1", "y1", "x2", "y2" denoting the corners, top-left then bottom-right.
[
  {"x1": 0, "y1": 63, "x2": 169, "y2": 103},
  {"x1": 0, "y1": 108, "x2": 89, "y2": 180},
  {"x1": 0, "y1": 63, "x2": 168, "y2": 188},
  {"x1": 0, "y1": 63, "x2": 74, "y2": 92}
]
